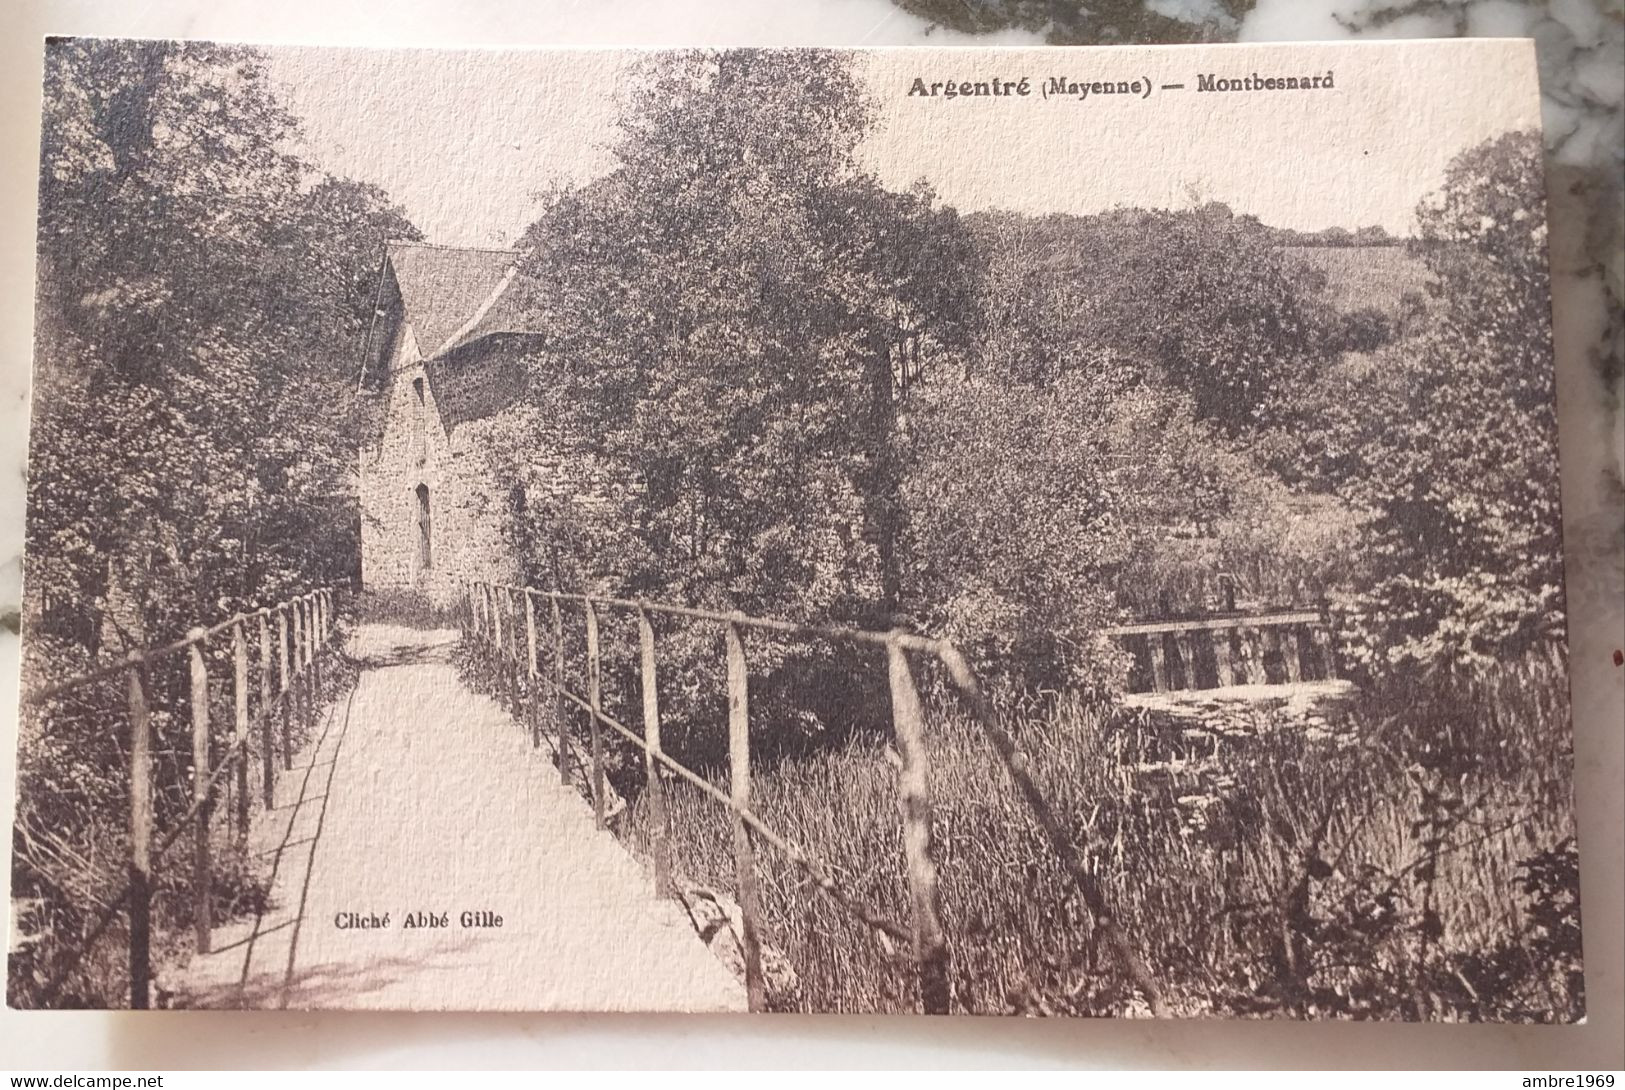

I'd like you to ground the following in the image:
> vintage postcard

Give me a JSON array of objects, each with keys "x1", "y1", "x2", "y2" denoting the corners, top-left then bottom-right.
[{"x1": 10, "y1": 38, "x2": 1581, "y2": 1019}]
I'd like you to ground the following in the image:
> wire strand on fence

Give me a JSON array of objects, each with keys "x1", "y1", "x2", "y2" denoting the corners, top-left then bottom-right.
[
  {"x1": 20, "y1": 587, "x2": 340, "y2": 1008},
  {"x1": 466, "y1": 579, "x2": 1166, "y2": 1016}
]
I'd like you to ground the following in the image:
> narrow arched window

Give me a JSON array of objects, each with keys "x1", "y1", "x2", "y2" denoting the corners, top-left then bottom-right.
[
  {"x1": 412, "y1": 377, "x2": 427, "y2": 464},
  {"x1": 416, "y1": 483, "x2": 431, "y2": 571}
]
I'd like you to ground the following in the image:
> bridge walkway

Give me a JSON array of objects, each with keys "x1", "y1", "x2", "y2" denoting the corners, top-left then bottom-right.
[{"x1": 170, "y1": 624, "x2": 745, "y2": 1012}]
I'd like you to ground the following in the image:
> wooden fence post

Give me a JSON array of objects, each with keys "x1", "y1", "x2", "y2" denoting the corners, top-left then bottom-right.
[
  {"x1": 1281, "y1": 626, "x2": 1304, "y2": 684},
  {"x1": 302, "y1": 596, "x2": 315, "y2": 710},
  {"x1": 293, "y1": 600, "x2": 305, "y2": 737},
  {"x1": 188, "y1": 630, "x2": 212, "y2": 954},
  {"x1": 525, "y1": 591, "x2": 541, "y2": 749},
  {"x1": 1212, "y1": 631, "x2": 1235, "y2": 688},
  {"x1": 472, "y1": 583, "x2": 486, "y2": 676},
  {"x1": 489, "y1": 584, "x2": 503, "y2": 684},
  {"x1": 125, "y1": 653, "x2": 152, "y2": 1010},
  {"x1": 500, "y1": 588, "x2": 513, "y2": 706},
  {"x1": 638, "y1": 608, "x2": 673, "y2": 898},
  {"x1": 551, "y1": 596, "x2": 568, "y2": 787},
  {"x1": 291, "y1": 599, "x2": 306, "y2": 738},
  {"x1": 724, "y1": 621, "x2": 765, "y2": 1011},
  {"x1": 277, "y1": 605, "x2": 292, "y2": 770},
  {"x1": 1312, "y1": 622, "x2": 1338, "y2": 680},
  {"x1": 887, "y1": 636, "x2": 950, "y2": 1014},
  {"x1": 1148, "y1": 634, "x2": 1168, "y2": 692},
  {"x1": 502, "y1": 586, "x2": 512, "y2": 652},
  {"x1": 258, "y1": 611, "x2": 275, "y2": 807},
  {"x1": 310, "y1": 595, "x2": 324, "y2": 714},
  {"x1": 232, "y1": 619, "x2": 250, "y2": 837},
  {"x1": 493, "y1": 587, "x2": 505, "y2": 691},
  {"x1": 1236, "y1": 628, "x2": 1259, "y2": 686},
  {"x1": 506, "y1": 588, "x2": 521, "y2": 715},
  {"x1": 301, "y1": 598, "x2": 313, "y2": 731},
  {"x1": 584, "y1": 599, "x2": 606, "y2": 829},
  {"x1": 1174, "y1": 631, "x2": 1197, "y2": 691},
  {"x1": 1262, "y1": 626, "x2": 1282, "y2": 685},
  {"x1": 482, "y1": 582, "x2": 494, "y2": 652}
]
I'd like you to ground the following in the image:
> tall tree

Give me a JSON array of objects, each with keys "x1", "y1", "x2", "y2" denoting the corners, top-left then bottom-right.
[
  {"x1": 28, "y1": 39, "x2": 418, "y2": 653},
  {"x1": 965, "y1": 204, "x2": 1342, "y2": 433},
  {"x1": 510, "y1": 49, "x2": 972, "y2": 627},
  {"x1": 1310, "y1": 131, "x2": 1562, "y2": 677},
  {"x1": 18, "y1": 39, "x2": 420, "y2": 1007}
]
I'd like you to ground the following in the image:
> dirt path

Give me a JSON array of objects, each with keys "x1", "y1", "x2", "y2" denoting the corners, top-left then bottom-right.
[{"x1": 171, "y1": 624, "x2": 745, "y2": 1012}]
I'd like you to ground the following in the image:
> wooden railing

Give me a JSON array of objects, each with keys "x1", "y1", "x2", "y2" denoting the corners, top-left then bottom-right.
[
  {"x1": 1103, "y1": 608, "x2": 1339, "y2": 694},
  {"x1": 463, "y1": 580, "x2": 1167, "y2": 1016},
  {"x1": 17, "y1": 587, "x2": 341, "y2": 1008}
]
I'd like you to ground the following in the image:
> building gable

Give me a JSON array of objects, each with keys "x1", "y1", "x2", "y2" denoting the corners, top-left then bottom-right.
[
  {"x1": 387, "y1": 242, "x2": 516, "y2": 356},
  {"x1": 357, "y1": 240, "x2": 554, "y2": 603}
]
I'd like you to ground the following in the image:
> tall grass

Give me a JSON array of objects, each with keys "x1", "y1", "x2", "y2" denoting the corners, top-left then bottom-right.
[{"x1": 615, "y1": 650, "x2": 1580, "y2": 1020}]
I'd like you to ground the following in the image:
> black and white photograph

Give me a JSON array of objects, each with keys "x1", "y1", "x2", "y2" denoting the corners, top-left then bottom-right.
[{"x1": 8, "y1": 37, "x2": 1588, "y2": 1024}]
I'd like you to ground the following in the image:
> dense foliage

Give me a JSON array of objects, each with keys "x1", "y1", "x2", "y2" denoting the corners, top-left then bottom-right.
[
  {"x1": 486, "y1": 49, "x2": 1564, "y2": 715},
  {"x1": 481, "y1": 51, "x2": 982, "y2": 754},
  {"x1": 1294, "y1": 133, "x2": 1564, "y2": 679},
  {"x1": 903, "y1": 369, "x2": 1308, "y2": 691},
  {"x1": 507, "y1": 52, "x2": 973, "y2": 626},
  {"x1": 28, "y1": 41, "x2": 419, "y2": 650},
  {"x1": 968, "y1": 204, "x2": 1348, "y2": 431},
  {"x1": 15, "y1": 40, "x2": 418, "y2": 1006}
]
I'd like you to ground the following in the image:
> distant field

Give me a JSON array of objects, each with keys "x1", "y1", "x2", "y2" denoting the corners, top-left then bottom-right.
[{"x1": 1284, "y1": 244, "x2": 1435, "y2": 316}]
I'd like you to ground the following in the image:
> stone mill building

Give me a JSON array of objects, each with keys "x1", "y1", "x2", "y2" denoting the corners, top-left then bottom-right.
[{"x1": 356, "y1": 241, "x2": 548, "y2": 607}]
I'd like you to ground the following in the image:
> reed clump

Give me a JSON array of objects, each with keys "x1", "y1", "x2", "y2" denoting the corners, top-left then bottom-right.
[{"x1": 622, "y1": 650, "x2": 1581, "y2": 1020}]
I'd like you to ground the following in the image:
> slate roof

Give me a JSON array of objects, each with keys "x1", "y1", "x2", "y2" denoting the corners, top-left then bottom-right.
[
  {"x1": 460, "y1": 273, "x2": 549, "y2": 344},
  {"x1": 385, "y1": 241, "x2": 523, "y2": 358}
]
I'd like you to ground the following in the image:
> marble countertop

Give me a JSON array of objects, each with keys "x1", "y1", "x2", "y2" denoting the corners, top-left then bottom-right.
[{"x1": 0, "y1": 0, "x2": 1620, "y2": 1071}]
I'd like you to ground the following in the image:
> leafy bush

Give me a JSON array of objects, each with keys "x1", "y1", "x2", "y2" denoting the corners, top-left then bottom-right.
[
  {"x1": 967, "y1": 202, "x2": 1346, "y2": 433},
  {"x1": 1292, "y1": 132, "x2": 1562, "y2": 683}
]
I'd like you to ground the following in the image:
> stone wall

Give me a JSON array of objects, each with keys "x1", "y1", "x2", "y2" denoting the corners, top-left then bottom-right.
[{"x1": 358, "y1": 320, "x2": 520, "y2": 609}]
